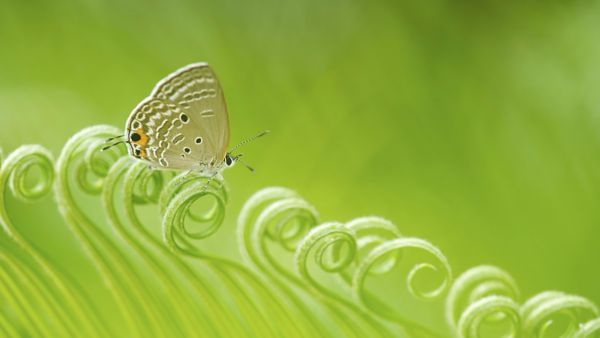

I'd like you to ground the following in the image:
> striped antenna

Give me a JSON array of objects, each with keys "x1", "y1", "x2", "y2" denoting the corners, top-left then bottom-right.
[
  {"x1": 105, "y1": 135, "x2": 125, "y2": 142},
  {"x1": 101, "y1": 141, "x2": 128, "y2": 151},
  {"x1": 229, "y1": 130, "x2": 270, "y2": 153}
]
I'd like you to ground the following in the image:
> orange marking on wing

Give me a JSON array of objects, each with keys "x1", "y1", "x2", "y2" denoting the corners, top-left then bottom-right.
[
  {"x1": 135, "y1": 128, "x2": 149, "y2": 147},
  {"x1": 131, "y1": 128, "x2": 150, "y2": 159}
]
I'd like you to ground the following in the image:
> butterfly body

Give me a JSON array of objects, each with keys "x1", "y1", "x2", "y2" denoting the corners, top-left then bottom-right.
[{"x1": 124, "y1": 63, "x2": 232, "y2": 174}]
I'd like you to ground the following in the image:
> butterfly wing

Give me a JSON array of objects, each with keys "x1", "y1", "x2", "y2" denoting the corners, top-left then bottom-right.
[
  {"x1": 152, "y1": 63, "x2": 230, "y2": 162},
  {"x1": 125, "y1": 63, "x2": 230, "y2": 170}
]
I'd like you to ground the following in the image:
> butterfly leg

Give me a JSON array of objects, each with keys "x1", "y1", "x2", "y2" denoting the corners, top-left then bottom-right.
[{"x1": 200, "y1": 172, "x2": 219, "y2": 192}]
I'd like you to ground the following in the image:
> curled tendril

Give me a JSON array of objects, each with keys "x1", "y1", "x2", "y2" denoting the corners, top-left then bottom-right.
[
  {"x1": 574, "y1": 318, "x2": 600, "y2": 338},
  {"x1": 293, "y1": 216, "x2": 412, "y2": 336},
  {"x1": 446, "y1": 265, "x2": 521, "y2": 335},
  {"x1": 294, "y1": 217, "x2": 444, "y2": 337},
  {"x1": 55, "y1": 125, "x2": 126, "y2": 229},
  {"x1": 1, "y1": 145, "x2": 54, "y2": 203},
  {"x1": 238, "y1": 188, "x2": 348, "y2": 337},
  {"x1": 353, "y1": 237, "x2": 452, "y2": 317},
  {"x1": 122, "y1": 160, "x2": 249, "y2": 338},
  {"x1": 457, "y1": 295, "x2": 521, "y2": 338},
  {"x1": 238, "y1": 186, "x2": 320, "y2": 276},
  {"x1": 344, "y1": 217, "x2": 402, "y2": 276},
  {"x1": 260, "y1": 200, "x2": 318, "y2": 253},
  {"x1": 0, "y1": 145, "x2": 55, "y2": 246},
  {"x1": 249, "y1": 193, "x2": 319, "y2": 278},
  {"x1": 238, "y1": 187, "x2": 303, "y2": 266},
  {"x1": 296, "y1": 222, "x2": 357, "y2": 288},
  {"x1": 161, "y1": 171, "x2": 228, "y2": 255},
  {"x1": 1, "y1": 143, "x2": 109, "y2": 337},
  {"x1": 122, "y1": 161, "x2": 171, "y2": 245},
  {"x1": 521, "y1": 291, "x2": 600, "y2": 337},
  {"x1": 294, "y1": 217, "x2": 404, "y2": 295},
  {"x1": 447, "y1": 267, "x2": 600, "y2": 338},
  {"x1": 5, "y1": 125, "x2": 600, "y2": 338},
  {"x1": 55, "y1": 124, "x2": 160, "y2": 337},
  {"x1": 130, "y1": 164, "x2": 164, "y2": 205},
  {"x1": 239, "y1": 189, "x2": 403, "y2": 337},
  {"x1": 69, "y1": 130, "x2": 125, "y2": 195}
]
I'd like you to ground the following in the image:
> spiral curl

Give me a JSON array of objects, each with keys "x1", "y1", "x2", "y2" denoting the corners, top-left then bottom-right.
[
  {"x1": 521, "y1": 291, "x2": 599, "y2": 337},
  {"x1": 294, "y1": 217, "x2": 406, "y2": 301},
  {"x1": 457, "y1": 295, "x2": 521, "y2": 338},
  {"x1": 68, "y1": 128, "x2": 125, "y2": 195},
  {"x1": 0, "y1": 145, "x2": 66, "y2": 336},
  {"x1": 295, "y1": 220, "x2": 414, "y2": 337},
  {"x1": 123, "y1": 160, "x2": 257, "y2": 338},
  {"x1": 3, "y1": 125, "x2": 599, "y2": 338},
  {"x1": 344, "y1": 217, "x2": 402, "y2": 277},
  {"x1": 238, "y1": 188, "x2": 356, "y2": 338},
  {"x1": 129, "y1": 162, "x2": 165, "y2": 205},
  {"x1": 296, "y1": 222, "x2": 357, "y2": 287},
  {"x1": 238, "y1": 187, "x2": 297, "y2": 262},
  {"x1": 293, "y1": 214, "x2": 451, "y2": 336},
  {"x1": 446, "y1": 267, "x2": 600, "y2": 337},
  {"x1": 446, "y1": 265, "x2": 520, "y2": 335},
  {"x1": 55, "y1": 124, "x2": 159, "y2": 337},
  {"x1": 352, "y1": 237, "x2": 451, "y2": 318},
  {"x1": 1, "y1": 145, "x2": 54, "y2": 203},
  {"x1": 161, "y1": 171, "x2": 228, "y2": 255},
  {"x1": 238, "y1": 187, "x2": 318, "y2": 275},
  {"x1": 1, "y1": 142, "x2": 108, "y2": 337}
]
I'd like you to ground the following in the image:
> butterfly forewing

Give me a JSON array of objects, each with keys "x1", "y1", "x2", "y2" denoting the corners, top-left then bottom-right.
[{"x1": 125, "y1": 63, "x2": 230, "y2": 170}]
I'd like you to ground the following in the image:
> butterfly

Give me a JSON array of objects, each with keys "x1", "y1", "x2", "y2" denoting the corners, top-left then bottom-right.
[{"x1": 104, "y1": 62, "x2": 267, "y2": 178}]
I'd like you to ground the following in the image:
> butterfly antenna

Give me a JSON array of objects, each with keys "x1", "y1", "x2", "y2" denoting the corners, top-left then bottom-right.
[
  {"x1": 101, "y1": 141, "x2": 127, "y2": 151},
  {"x1": 105, "y1": 135, "x2": 125, "y2": 143},
  {"x1": 229, "y1": 130, "x2": 270, "y2": 153}
]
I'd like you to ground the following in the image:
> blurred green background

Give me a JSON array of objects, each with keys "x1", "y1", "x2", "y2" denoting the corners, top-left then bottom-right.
[{"x1": 1, "y1": 0, "x2": 599, "y2": 315}]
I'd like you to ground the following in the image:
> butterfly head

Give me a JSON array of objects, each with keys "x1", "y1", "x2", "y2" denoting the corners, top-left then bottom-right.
[
  {"x1": 224, "y1": 153, "x2": 235, "y2": 167},
  {"x1": 224, "y1": 153, "x2": 258, "y2": 172}
]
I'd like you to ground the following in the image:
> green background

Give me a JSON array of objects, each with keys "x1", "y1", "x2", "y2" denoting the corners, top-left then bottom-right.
[{"x1": 1, "y1": 0, "x2": 599, "y2": 321}]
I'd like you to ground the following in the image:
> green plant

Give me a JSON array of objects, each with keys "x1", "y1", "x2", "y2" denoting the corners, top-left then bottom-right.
[{"x1": 0, "y1": 125, "x2": 599, "y2": 337}]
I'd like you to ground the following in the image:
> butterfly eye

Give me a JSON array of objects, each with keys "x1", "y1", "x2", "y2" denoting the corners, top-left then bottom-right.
[
  {"x1": 225, "y1": 154, "x2": 233, "y2": 166},
  {"x1": 130, "y1": 133, "x2": 141, "y2": 142}
]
